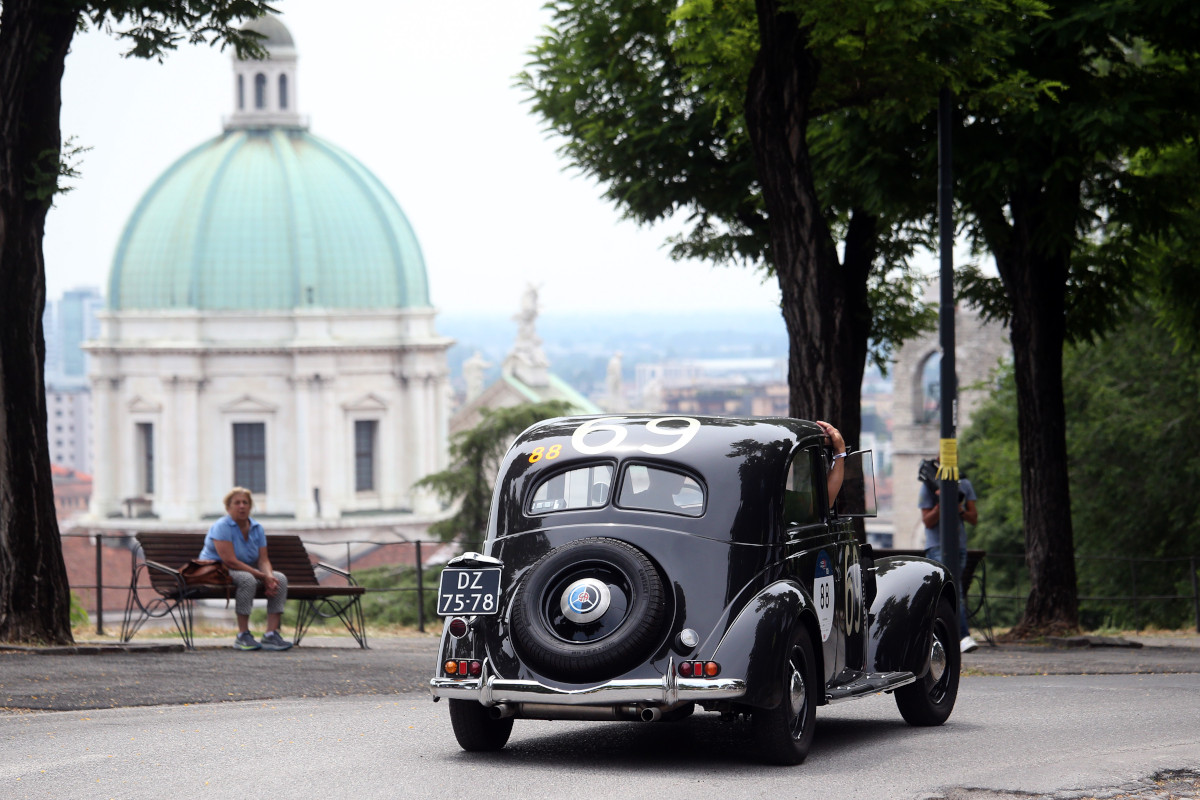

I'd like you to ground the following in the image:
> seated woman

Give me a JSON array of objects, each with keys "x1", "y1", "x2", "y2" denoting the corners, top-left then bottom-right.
[{"x1": 199, "y1": 487, "x2": 292, "y2": 651}]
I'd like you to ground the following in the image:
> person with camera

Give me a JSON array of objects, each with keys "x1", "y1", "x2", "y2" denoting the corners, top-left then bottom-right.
[{"x1": 917, "y1": 460, "x2": 979, "y2": 653}]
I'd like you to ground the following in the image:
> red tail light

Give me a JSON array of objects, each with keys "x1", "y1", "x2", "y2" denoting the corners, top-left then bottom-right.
[
  {"x1": 677, "y1": 661, "x2": 720, "y2": 678},
  {"x1": 445, "y1": 659, "x2": 482, "y2": 678}
]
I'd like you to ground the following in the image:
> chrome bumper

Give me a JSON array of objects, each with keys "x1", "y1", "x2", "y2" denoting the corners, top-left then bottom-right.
[{"x1": 430, "y1": 658, "x2": 746, "y2": 707}]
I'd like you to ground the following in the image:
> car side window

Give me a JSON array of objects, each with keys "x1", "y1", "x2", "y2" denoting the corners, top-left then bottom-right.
[
  {"x1": 528, "y1": 464, "x2": 613, "y2": 514},
  {"x1": 617, "y1": 465, "x2": 705, "y2": 517},
  {"x1": 784, "y1": 449, "x2": 821, "y2": 526}
]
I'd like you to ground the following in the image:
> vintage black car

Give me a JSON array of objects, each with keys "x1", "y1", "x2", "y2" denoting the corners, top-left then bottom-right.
[{"x1": 429, "y1": 415, "x2": 959, "y2": 764}]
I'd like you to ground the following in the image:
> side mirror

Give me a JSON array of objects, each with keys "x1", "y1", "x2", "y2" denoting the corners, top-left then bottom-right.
[{"x1": 836, "y1": 450, "x2": 878, "y2": 517}]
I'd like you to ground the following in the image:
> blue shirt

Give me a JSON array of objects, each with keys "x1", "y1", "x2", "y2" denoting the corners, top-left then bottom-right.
[
  {"x1": 199, "y1": 515, "x2": 267, "y2": 565},
  {"x1": 918, "y1": 478, "x2": 977, "y2": 551}
]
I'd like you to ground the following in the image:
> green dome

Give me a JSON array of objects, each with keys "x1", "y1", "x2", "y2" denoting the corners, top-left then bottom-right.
[{"x1": 109, "y1": 128, "x2": 430, "y2": 311}]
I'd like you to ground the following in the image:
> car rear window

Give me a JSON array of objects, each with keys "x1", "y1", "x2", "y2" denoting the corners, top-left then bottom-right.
[
  {"x1": 528, "y1": 464, "x2": 613, "y2": 514},
  {"x1": 617, "y1": 465, "x2": 705, "y2": 517}
]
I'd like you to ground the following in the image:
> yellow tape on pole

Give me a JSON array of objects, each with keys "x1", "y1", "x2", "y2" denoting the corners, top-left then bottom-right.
[{"x1": 937, "y1": 439, "x2": 959, "y2": 480}]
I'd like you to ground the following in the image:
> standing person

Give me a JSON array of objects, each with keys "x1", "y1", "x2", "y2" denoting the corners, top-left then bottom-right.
[
  {"x1": 918, "y1": 461, "x2": 979, "y2": 653},
  {"x1": 199, "y1": 487, "x2": 293, "y2": 651}
]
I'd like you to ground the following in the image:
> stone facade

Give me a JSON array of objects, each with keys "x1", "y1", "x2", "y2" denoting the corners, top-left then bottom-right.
[{"x1": 87, "y1": 308, "x2": 450, "y2": 529}]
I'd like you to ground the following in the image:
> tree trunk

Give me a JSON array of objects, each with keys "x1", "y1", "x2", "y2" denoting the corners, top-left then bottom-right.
[
  {"x1": 994, "y1": 185, "x2": 1080, "y2": 637},
  {"x1": 745, "y1": 1, "x2": 873, "y2": 455},
  {"x1": 0, "y1": 1, "x2": 79, "y2": 644}
]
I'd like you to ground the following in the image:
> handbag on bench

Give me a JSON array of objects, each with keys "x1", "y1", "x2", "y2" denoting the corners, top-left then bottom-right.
[{"x1": 180, "y1": 559, "x2": 232, "y2": 586}]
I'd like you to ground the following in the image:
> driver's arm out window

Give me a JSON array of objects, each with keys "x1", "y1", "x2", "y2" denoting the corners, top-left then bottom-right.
[{"x1": 784, "y1": 450, "x2": 820, "y2": 526}]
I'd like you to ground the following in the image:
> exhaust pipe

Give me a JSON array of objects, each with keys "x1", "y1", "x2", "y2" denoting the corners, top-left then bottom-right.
[
  {"x1": 488, "y1": 704, "x2": 516, "y2": 720},
  {"x1": 508, "y1": 703, "x2": 664, "y2": 721}
]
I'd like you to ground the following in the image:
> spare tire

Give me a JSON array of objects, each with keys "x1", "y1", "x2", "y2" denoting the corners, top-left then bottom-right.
[{"x1": 510, "y1": 537, "x2": 667, "y2": 682}]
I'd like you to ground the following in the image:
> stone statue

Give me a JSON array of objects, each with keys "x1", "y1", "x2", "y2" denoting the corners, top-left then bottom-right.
[
  {"x1": 463, "y1": 351, "x2": 490, "y2": 401},
  {"x1": 606, "y1": 351, "x2": 624, "y2": 412}
]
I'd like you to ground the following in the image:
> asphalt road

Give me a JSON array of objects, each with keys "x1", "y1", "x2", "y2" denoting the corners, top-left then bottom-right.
[
  {"x1": 2, "y1": 674, "x2": 1198, "y2": 800},
  {"x1": 3, "y1": 632, "x2": 1198, "y2": 712}
]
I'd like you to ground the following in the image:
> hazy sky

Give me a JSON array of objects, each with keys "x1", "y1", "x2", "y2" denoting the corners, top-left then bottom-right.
[{"x1": 43, "y1": 0, "x2": 784, "y2": 317}]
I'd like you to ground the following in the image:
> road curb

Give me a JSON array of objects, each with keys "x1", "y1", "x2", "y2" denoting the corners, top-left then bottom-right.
[{"x1": 0, "y1": 642, "x2": 186, "y2": 655}]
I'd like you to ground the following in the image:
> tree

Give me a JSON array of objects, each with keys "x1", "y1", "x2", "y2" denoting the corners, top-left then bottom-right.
[
  {"x1": 962, "y1": 304, "x2": 1200, "y2": 631},
  {"x1": 0, "y1": 0, "x2": 272, "y2": 644},
  {"x1": 955, "y1": 0, "x2": 1200, "y2": 635},
  {"x1": 520, "y1": 0, "x2": 1033, "y2": 469},
  {"x1": 416, "y1": 401, "x2": 573, "y2": 549}
]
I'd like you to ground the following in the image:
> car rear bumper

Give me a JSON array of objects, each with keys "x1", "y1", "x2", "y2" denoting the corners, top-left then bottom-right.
[{"x1": 430, "y1": 658, "x2": 746, "y2": 707}]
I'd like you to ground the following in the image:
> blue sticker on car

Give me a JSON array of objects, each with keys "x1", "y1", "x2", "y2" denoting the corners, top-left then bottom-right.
[{"x1": 815, "y1": 549, "x2": 835, "y2": 641}]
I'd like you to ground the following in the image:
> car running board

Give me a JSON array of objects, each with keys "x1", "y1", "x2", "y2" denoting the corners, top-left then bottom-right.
[{"x1": 824, "y1": 670, "x2": 916, "y2": 704}]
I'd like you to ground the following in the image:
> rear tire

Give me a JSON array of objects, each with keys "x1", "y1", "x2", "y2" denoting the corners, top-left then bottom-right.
[
  {"x1": 448, "y1": 699, "x2": 514, "y2": 752},
  {"x1": 895, "y1": 597, "x2": 960, "y2": 726},
  {"x1": 751, "y1": 625, "x2": 818, "y2": 765}
]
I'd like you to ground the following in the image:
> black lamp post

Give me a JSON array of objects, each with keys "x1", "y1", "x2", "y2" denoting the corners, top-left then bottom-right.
[{"x1": 937, "y1": 87, "x2": 962, "y2": 599}]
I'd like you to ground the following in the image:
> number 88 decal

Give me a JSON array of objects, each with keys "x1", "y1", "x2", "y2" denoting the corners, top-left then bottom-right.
[{"x1": 528, "y1": 444, "x2": 562, "y2": 464}]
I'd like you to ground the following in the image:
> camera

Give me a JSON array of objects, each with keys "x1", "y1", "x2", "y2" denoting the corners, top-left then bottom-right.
[{"x1": 918, "y1": 458, "x2": 966, "y2": 505}]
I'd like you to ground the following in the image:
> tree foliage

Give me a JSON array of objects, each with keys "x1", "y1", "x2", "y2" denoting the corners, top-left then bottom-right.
[
  {"x1": 963, "y1": 305, "x2": 1200, "y2": 631},
  {"x1": 415, "y1": 401, "x2": 573, "y2": 548},
  {"x1": 951, "y1": 0, "x2": 1200, "y2": 635},
  {"x1": 519, "y1": 0, "x2": 1043, "y2": 498},
  {"x1": 0, "y1": 0, "x2": 273, "y2": 645}
]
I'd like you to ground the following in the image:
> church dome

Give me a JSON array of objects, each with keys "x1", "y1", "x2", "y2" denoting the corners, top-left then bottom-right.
[{"x1": 108, "y1": 16, "x2": 430, "y2": 312}]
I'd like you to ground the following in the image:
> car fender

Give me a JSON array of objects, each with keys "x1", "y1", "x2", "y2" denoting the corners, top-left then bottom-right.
[
  {"x1": 866, "y1": 556, "x2": 954, "y2": 677},
  {"x1": 709, "y1": 580, "x2": 820, "y2": 710}
]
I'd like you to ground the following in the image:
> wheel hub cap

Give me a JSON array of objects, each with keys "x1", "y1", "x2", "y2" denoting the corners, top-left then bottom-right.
[
  {"x1": 560, "y1": 578, "x2": 612, "y2": 623},
  {"x1": 788, "y1": 667, "x2": 807, "y2": 718},
  {"x1": 929, "y1": 636, "x2": 947, "y2": 683}
]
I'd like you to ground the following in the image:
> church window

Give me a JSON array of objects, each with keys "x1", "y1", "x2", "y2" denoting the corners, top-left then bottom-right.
[
  {"x1": 233, "y1": 422, "x2": 267, "y2": 494},
  {"x1": 279, "y1": 74, "x2": 288, "y2": 110},
  {"x1": 254, "y1": 73, "x2": 267, "y2": 109},
  {"x1": 237, "y1": 74, "x2": 244, "y2": 110},
  {"x1": 137, "y1": 422, "x2": 154, "y2": 494},
  {"x1": 355, "y1": 420, "x2": 377, "y2": 492}
]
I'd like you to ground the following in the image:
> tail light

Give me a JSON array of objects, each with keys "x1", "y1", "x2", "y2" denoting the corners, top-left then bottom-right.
[
  {"x1": 678, "y1": 661, "x2": 720, "y2": 678},
  {"x1": 444, "y1": 659, "x2": 483, "y2": 678}
]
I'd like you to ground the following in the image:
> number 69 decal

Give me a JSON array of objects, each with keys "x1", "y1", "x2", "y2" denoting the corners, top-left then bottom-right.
[{"x1": 570, "y1": 417, "x2": 700, "y2": 456}]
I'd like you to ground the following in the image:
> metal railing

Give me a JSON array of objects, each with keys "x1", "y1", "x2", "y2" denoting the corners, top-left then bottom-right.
[
  {"x1": 64, "y1": 533, "x2": 1200, "y2": 636},
  {"x1": 973, "y1": 552, "x2": 1200, "y2": 633}
]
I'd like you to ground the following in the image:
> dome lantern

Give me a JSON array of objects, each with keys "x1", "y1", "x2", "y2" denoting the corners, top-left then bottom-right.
[{"x1": 227, "y1": 15, "x2": 303, "y2": 130}]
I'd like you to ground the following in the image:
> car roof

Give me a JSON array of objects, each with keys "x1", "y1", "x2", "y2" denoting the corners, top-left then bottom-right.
[{"x1": 488, "y1": 415, "x2": 829, "y2": 542}]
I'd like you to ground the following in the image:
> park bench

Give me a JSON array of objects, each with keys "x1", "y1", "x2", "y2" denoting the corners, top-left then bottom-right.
[
  {"x1": 875, "y1": 548, "x2": 993, "y2": 642},
  {"x1": 120, "y1": 531, "x2": 368, "y2": 649}
]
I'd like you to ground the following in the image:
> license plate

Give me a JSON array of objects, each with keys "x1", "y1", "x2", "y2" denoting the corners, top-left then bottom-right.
[{"x1": 437, "y1": 568, "x2": 502, "y2": 616}]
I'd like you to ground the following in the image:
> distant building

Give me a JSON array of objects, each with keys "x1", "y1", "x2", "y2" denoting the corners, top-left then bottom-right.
[
  {"x1": 890, "y1": 300, "x2": 1009, "y2": 549},
  {"x1": 45, "y1": 387, "x2": 92, "y2": 474},
  {"x1": 85, "y1": 16, "x2": 451, "y2": 555},
  {"x1": 450, "y1": 285, "x2": 599, "y2": 436},
  {"x1": 51, "y1": 464, "x2": 92, "y2": 522},
  {"x1": 44, "y1": 287, "x2": 103, "y2": 473}
]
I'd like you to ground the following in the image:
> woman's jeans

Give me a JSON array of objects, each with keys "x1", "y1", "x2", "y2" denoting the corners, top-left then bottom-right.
[{"x1": 925, "y1": 544, "x2": 970, "y2": 638}]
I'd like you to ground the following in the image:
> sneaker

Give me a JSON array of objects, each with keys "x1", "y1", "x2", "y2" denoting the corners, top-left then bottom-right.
[
  {"x1": 960, "y1": 635, "x2": 979, "y2": 654},
  {"x1": 260, "y1": 630, "x2": 293, "y2": 651},
  {"x1": 234, "y1": 631, "x2": 261, "y2": 651}
]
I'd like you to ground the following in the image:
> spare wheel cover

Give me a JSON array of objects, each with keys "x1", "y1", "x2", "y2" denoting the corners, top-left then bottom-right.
[{"x1": 510, "y1": 537, "x2": 667, "y2": 683}]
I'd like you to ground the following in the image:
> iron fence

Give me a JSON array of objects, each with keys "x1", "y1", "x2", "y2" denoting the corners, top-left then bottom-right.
[{"x1": 63, "y1": 533, "x2": 1200, "y2": 637}]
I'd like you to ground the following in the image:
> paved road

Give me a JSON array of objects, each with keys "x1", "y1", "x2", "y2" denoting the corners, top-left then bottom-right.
[
  {"x1": 3, "y1": 633, "x2": 1197, "y2": 712},
  {"x1": 2, "y1": 674, "x2": 1198, "y2": 800}
]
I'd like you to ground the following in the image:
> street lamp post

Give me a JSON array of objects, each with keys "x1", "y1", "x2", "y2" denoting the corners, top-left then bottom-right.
[{"x1": 937, "y1": 87, "x2": 962, "y2": 606}]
